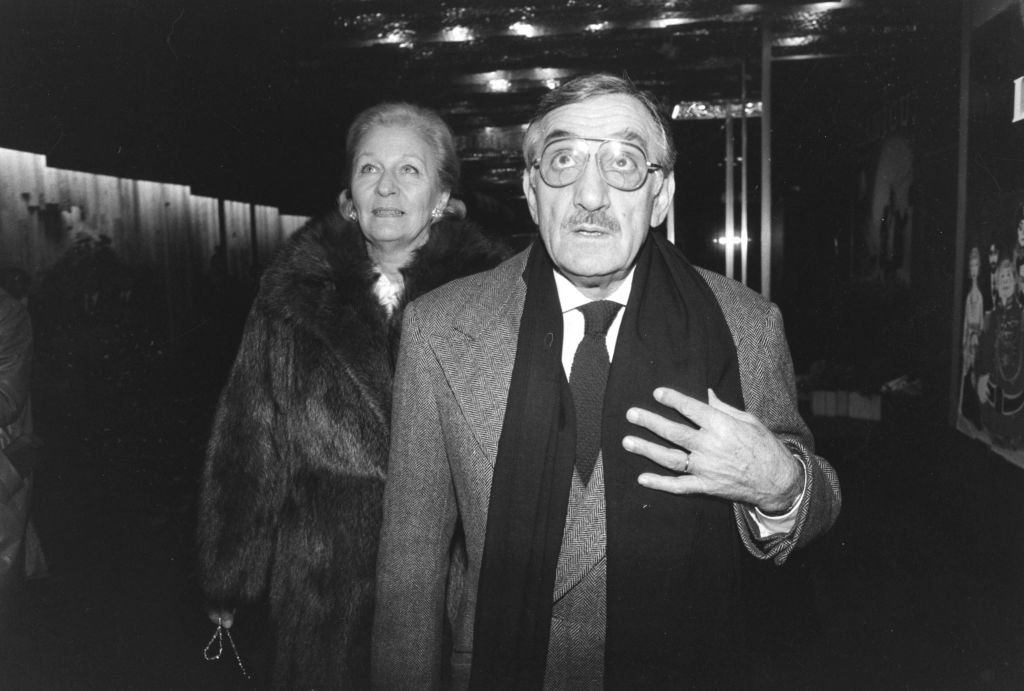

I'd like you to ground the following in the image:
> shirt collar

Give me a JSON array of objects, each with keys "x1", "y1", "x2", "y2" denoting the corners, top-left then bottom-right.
[{"x1": 552, "y1": 267, "x2": 634, "y2": 314}]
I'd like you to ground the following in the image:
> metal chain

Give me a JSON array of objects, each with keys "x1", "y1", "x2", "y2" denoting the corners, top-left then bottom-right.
[{"x1": 203, "y1": 619, "x2": 252, "y2": 680}]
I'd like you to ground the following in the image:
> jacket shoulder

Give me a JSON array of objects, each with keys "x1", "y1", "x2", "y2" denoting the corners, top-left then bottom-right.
[
  {"x1": 402, "y1": 218, "x2": 513, "y2": 299},
  {"x1": 410, "y1": 248, "x2": 528, "y2": 324},
  {"x1": 696, "y1": 267, "x2": 779, "y2": 342}
]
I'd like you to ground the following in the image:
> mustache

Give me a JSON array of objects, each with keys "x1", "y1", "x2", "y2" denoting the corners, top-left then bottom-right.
[{"x1": 562, "y1": 211, "x2": 620, "y2": 233}]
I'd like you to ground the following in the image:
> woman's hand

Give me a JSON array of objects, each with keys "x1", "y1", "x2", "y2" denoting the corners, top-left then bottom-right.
[{"x1": 207, "y1": 607, "x2": 235, "y2": 629}]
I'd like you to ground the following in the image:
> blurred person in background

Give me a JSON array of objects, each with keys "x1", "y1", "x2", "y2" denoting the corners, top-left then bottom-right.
[{"x1": 0, "y1": 272, "x2": 41, "y2": 624}]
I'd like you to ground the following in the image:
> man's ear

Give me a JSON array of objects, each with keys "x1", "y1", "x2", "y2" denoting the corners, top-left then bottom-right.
[
  {"x1": 522, "y1": 168, "x2": 540, "y2": 225},
  {"x1": 650, "y1": 171, "x2": 675, "y2": 227}
]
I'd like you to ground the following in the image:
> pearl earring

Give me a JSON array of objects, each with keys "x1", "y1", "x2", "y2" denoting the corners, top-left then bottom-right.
[{"x1": 431, "y1": 207, "x2": 443, "y2": 219}]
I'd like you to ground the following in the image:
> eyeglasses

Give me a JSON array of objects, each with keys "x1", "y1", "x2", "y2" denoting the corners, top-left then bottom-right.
[{"x1": 531, "y1": 137, "x2": 663, "y2": 192}]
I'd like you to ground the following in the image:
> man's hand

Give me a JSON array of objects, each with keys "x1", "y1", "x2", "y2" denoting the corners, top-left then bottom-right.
[{"x1": 622, "y1": 387, "x2": 803, "y2": 514}]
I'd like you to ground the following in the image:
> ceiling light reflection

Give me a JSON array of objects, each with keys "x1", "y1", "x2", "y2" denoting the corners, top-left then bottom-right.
[
  {"x1": 672, "y1": 100, "x2": 763, "y2": 120},
  {"x1": 715, "y1": 235, "x2": 750, "y2": 246},
  {"x1": 776, "y1": 35, "x2": 816, "y2": 48},
  {"x1": 379, "y1": 29, "x2": 414, "y2": 47},
  {"x1": 510, "y1": 22, "x2": 539, "y2": 38},
  {"x1": 648, "y1": 16, "x2": 697, "y2": 29},
  {"x1": 441, "y1": 26, "x2": 474, "y2": 42},
  {"x1": 735, "y1": 1, "x2": 849, "y2": 13},
  {"x1": 803, "y1": 1, "x2": 849, "y2": 11}
]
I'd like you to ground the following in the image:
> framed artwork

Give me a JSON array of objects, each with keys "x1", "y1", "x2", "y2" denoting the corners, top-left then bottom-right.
[{"x1": 956, "y1": 4, "x2": 1024, "y2": 467}]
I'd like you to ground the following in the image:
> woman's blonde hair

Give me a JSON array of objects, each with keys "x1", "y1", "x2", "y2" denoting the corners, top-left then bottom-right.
[{"x1": 344, "y1": 102, "x2": 460, "y2": 194}]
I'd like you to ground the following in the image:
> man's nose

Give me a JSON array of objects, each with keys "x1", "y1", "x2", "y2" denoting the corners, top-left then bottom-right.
[{"x1": 572, "y1": 157, "x2": 610, "y2": 211}]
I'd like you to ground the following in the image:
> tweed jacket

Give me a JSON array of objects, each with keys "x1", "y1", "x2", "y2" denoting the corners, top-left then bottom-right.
[{"x1": 373, "y1": 246, "x2": 842, "y2": 690}]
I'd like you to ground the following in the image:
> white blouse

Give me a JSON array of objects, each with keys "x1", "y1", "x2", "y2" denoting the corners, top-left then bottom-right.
[{"x1": 373, "y1": 270, "x2": 403, "y2": 316}]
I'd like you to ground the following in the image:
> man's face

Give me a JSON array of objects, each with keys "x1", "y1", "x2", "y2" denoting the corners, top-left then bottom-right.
[
  {"x1": 997, "y1": 261, "x2": 1016, "y2": 302},
  {"x1": 522, "y1": 94, "x2": 674, "y2": 299}
]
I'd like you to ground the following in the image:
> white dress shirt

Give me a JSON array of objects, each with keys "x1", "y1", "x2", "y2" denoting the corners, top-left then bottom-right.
[{"x1": 552, "y1": 269, "x2": 803, "y2": 537}]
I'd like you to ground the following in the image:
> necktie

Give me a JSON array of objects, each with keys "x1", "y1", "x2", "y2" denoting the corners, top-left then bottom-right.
[{"x1": 569, "y1": 300, "x2": 622, "y2": 484}]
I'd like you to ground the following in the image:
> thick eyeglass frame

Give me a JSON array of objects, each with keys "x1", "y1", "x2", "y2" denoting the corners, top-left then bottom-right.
[{"x1": 530, "y1": 136, "x2": 664, "y2": 192}]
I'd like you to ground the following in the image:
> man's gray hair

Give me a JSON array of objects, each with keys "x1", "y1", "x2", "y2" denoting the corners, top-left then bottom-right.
[{"x1": 522, "y1": 73, "x2": 676, "y2": 172}]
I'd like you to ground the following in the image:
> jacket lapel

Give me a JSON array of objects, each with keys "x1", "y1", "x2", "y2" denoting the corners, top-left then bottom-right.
[
  {"x1": 432, "y1": 250, "x2": 610, "y2": 607},
  {"x1": 553, "y1": 456, "x2": 607, "y2": 602},
  {"x1": 428, "y1": 252, "x2": 527, "y2": 466}
]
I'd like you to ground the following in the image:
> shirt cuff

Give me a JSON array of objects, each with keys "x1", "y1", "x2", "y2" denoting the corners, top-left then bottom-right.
[{"x1": 747, "y1": 453, "x2": 808, "y2": 539}]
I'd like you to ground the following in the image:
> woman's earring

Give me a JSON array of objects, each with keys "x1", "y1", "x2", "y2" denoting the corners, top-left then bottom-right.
[
  {"x1": 431, "y1": 207, "x2": 443, "y2": 219},
  {"x1": 338, "y1": 189, "x2": 357, "y2": 221}
]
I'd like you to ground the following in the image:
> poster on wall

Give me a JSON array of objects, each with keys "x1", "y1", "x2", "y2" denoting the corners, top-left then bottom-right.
[{"x1": 956, "y1": 4, "x2": 1024, "y2": 469}]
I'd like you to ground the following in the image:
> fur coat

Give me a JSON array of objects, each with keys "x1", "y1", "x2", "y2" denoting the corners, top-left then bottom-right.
[{"x1": 197, "y1": 208, "x2": 509, "y2": 689}]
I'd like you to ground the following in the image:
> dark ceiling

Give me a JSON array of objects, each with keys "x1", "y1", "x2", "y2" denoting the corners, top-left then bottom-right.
[{"x1": 0, "y1": 0, "x2": 959, "y2": 214}]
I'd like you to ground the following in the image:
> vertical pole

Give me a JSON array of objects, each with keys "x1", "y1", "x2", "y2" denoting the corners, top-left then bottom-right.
[
  {"x1": 760, "y1": 14, "x2": 773, "y2": 299},
  {"x1": 725, "y1": 111, "x2": 735, "y2": 280},
  {"x1": 949, "y1": 0, "x2": 971, "y2": 424},
  {"x1": 217, "y1": 197, "x2": 227, "y2": 263},
  {"x1": 249, "y1": 202, "x2": 259, "y2": 270},
  {"x1": 741, "y1": 61, "x2": 750, "y2": 286}
]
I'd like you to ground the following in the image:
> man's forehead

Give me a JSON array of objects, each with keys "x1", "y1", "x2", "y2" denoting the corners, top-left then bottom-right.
[{"x1": 537, "y1": 95, "x2": 658, "y2": 146}]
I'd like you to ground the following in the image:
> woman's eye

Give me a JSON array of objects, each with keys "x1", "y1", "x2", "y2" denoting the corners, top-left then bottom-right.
[
  {"x1": 359, "y1": 163, "x2": 378, "y2": 175},
  {"x1": 401, "y1": 164, "x2": 420, "y2": 175}
]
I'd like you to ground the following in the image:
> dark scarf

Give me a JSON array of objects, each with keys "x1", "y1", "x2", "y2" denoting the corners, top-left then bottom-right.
[{"x1": 471, "y1": 232, "x2": 746, "y2": 689}]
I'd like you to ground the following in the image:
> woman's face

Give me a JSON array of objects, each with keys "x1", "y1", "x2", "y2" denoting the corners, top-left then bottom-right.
[{"x1": 350, "y1": 125, "x2": 449, "y2": 252}]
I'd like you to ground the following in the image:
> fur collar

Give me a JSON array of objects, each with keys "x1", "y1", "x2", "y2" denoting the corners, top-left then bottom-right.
[{"x1": 256, "y1": 207, "x2": 509, "y2": 341}]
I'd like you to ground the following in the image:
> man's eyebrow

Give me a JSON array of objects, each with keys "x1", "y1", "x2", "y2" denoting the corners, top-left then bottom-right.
[
  {"x1": 542, "y1": 128, "x2": 574, "y2": 142},
  {"x1": 613, "y1": 129, "x2": 648, "y2": 145},
  {"x1": 542, "y1": 128, "x2": 648, "y2": 145}
]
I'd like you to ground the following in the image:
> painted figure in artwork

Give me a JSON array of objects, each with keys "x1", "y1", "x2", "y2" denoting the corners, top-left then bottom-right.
[
  {"x1": 988, "y1": 243, "x2": 1000, "y2": 312},
  {"x1": 1013, "y1": 204, "x2": 1024, "y2": 294},
  {"x1": 976, "y1": 258, "x2": 1024, "y2": 449},
  {"x1": 960, "y1": 247, "x2": 984, "y2": 428}
]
